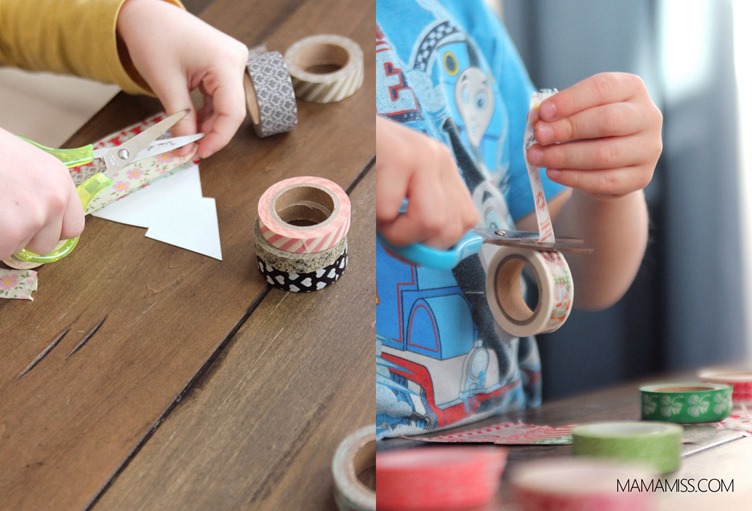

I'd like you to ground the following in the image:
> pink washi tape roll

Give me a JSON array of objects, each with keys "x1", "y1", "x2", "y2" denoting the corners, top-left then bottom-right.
[
  {"x1": 376, "y1": 446, "x2": 506, "y2": 511},
  {"x1": 257, "y1": 176, "x2": 351, "y2": 254},
  {"x1": 699, "y1": 368, "x2": 752, "y2": 406},
  {"x1": 485, "y1": 246, "x2": 573, "y2": 337},
  {"x1": 511, "y1": 458, "x2": 657, "y2": 511}
]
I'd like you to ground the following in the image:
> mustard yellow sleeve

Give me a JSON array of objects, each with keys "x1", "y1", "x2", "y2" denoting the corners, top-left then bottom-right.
[{"x1": 0, "y1": 0, "x2": 184, "y2": 95}]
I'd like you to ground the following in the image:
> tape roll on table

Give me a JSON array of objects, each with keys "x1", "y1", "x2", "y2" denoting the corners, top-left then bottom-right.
[
  {"x1": 511, "y1": 458, "x2": 657, "y2": 511},
  {"x1": 698, "y1": 368, "x2": 752, "y2": 406},
  {"x1": 284, "y1": 34, "x2": 364, "y2": 103},
  {"x1": 255, "y1": 176, "x2": 351, "y2": 292},
  {"x1": 376, "y1": 446, "x2": 506, "y2": 511},
  {"x1": 485, "y1": 246, "x2": 573, "y2": 337},
  {"x1": 572, "y1": 421, "x2": 683, "y2": 474},
  {"x1": 333, "y1": 426, "x2": 376, "y2": 511},
  {"x1": 640, "y1": 383, "x2": 732, "y2": 423},
  {"x1": 244, "y1": 51, "x2": 298, "y2": 137},
  {"x1": 257, "y1": 176, "x2": 351, "y2": 254}
]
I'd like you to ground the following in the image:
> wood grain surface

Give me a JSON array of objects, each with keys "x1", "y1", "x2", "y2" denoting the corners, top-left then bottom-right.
[{"x1": 0, "y1": 1, "x2": 375, "y2": 509}]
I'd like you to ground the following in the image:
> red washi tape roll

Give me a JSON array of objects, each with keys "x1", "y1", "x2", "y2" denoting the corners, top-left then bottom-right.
[
  {"x1": 376, "y1": 446, "x2": 506, "y2": 511},
  {"x1": 257, "y1": 176, "x2": 351, "y2": 254},
  {"x1": 511, "y1": 458, "x2": 657, "y2": 511},
  {"x1": 699, "y1": 368, "x2": 752, "y2": 406}
]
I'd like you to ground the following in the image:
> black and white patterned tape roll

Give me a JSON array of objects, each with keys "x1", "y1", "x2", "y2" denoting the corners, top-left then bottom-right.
[
  {"x1": 284, "y1": 34, "x2": 364, "y2": 103},
  {"x1": 244, "y1": 51, "x2": 298, "y2": 137},
  {"x1": 256, "y1": 247, "x2": 348, "y2": 293}
]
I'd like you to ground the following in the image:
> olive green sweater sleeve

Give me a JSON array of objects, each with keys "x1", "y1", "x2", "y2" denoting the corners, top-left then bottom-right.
[{"x1": 0, "y1": 0, "x2": 184, "y2": 95}]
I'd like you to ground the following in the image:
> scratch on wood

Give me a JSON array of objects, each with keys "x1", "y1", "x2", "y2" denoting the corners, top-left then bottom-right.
[
  {"x1": 66, "y1": 315, "x2": 108, "y2": 359},
  {"x1": 17, "y1": 326, "x2": 71, "y2": 379}
]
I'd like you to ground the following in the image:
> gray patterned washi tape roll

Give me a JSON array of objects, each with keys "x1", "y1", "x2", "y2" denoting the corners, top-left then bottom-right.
[
  {"x1": 284, "y1": 34, "x2": 364, "y2": 103},
  {"x1": 244, "y1": 51, "x2": 298, "y2": 137}
]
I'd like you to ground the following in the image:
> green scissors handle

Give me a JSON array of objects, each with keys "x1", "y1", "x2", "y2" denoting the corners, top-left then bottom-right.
[
  {"x1": 11, "y1": 138, "x2": 111, "y2": 265},
  {"x1": 17, "y1": 136, "x2": 96, "y2": 168}
]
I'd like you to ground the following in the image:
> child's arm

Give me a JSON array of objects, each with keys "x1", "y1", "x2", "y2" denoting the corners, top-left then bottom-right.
[
  {"x1": 117, "y1": 0, "x2": 248, "y2": 158},
  {"x1": 376, "y1": 117, "x2": 478, "y2": 249},
  {"x1": 0, "y1": 129, "x2": 84, "y2": 260},
  {"x1": 519, "y1": 72, "x2": 662, "y2": 310}
]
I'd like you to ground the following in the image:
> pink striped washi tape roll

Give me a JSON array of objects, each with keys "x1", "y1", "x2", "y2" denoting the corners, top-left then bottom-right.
[{"x1": 257, "y1": 176, "x2": 351, "y2": 254}]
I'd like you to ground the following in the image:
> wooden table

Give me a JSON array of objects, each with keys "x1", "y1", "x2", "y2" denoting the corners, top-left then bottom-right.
[
  {"x1": 379, "y1": 375, "x2": 752, "y2": 509},
  {"x1": 0, "y1": 1, "x2": 374, "y2": 509}
]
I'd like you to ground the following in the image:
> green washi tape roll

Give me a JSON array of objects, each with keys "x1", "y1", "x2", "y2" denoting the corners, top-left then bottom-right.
[
  {"x1": 572, "y1": 421, "x2": 683, "y2": 474},
  {"x1": 640, "y1": 383, "x2": 733, "y2": 423}
]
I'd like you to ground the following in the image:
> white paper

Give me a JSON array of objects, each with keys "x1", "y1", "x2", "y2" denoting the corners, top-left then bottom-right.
[{"x1": 92, "y1": 164, "x2": 222, "y2": 260}]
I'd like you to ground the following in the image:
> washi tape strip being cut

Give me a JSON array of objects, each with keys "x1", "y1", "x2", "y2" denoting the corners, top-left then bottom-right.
[
  {"x1": 376, "y1": 446, "x2": 506, "y2": 511},
  {"x1": 524, "y1": 89, "x2": 557, "y2": 243},
  {"x1": 511, "y1": 458, "x2": 657, "y2": 511},
  {"x1": 485, "y1": 245, "x2": 573, "y2": 337},
  {"x1": 699, "y1": 369, "x2": 752, "y2": 406},
  {"x1": 571, "y1": 421, "x2": 683, "y2": 474},
  {"x1": 640, "y1": 383, "x2": 733, "y2": 423},
  {"x1": 332, "y1": 426, "x2": 376, "y2": 511},
  {"x1": 244, "y1": 51, "x2": 298, "y2": 137},
  {"x1": 284, "y1": 34, "x2": 364, "y2": 103}
]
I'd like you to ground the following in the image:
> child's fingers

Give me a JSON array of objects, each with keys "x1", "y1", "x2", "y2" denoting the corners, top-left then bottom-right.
[
  {"x1": 197, "y1": 85, "x2": 246, "y2": 158},
  {"x1": 538, "y1": 72, "x2": 643, "y2": 121},
  {"x1": 534, "y1": 102, "x2": 642, "y2": 145},
  {"x1": 154, "y1": 81, "x2": 198, "y2": 157},
  {"x1": 546, "y1": 166, "x2": 653, "y2": 199},
  {"x1": 528, "y1": 136, "x2": 649, "y2": 172}
]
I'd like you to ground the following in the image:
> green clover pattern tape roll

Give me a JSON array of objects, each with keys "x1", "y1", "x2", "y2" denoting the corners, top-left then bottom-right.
[{"x1": 640, "y1": 383, "x2": 733, "y2": 423}]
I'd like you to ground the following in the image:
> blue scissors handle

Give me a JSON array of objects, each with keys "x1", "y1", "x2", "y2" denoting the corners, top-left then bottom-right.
[{"x1": 377, "y1": 231, "x2": 483, "y2": 271}]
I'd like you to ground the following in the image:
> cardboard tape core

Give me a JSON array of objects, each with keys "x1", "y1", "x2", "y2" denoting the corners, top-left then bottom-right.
[
  {"x1": 294, "y1": 42, "x2": 350, "y2": 74},
  {"x1": 493, "y1": 254, "x2": 539, "y2": 325},
  {"x1": 274, "y1": 186, "x2": 334, "y2": 227}
]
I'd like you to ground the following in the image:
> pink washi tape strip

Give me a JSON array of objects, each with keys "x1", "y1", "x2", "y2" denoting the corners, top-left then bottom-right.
[
  {"x1": 511, "y1": 458, "x2": 657, "y2": 511},
  {"x1": 376, "y1": 446, "x2": 506, "y2": 511},
  {"x1": 257, "y1": 176, "x2": 351, "y2": 254},
  {"x1": 699, "y1": 368, "x2": 752, "y2": 406},
  {"x1": 524, "y1": 89, "x2": 558, "y2": 243}
]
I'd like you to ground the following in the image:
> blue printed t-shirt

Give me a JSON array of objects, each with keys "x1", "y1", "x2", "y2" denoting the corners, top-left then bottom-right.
[{"x1": 375, "y1": 0, "x2": 567, "y2": 440}]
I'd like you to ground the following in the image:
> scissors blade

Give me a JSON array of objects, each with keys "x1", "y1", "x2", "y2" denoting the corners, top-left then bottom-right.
[
  {"x1": 96, "y1": 109, "x2": 191, "y2": 172},
  {"x1": 92, "y1": 133, "x2": 203, "y2": 164},
  {"x1": 473, "y1": 228, "x2": 592, "y2": 253}
]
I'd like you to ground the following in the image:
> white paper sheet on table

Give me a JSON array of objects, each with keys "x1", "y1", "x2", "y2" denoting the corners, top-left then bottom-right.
[{"x1": 92, "y1": 164, "x2": 222, "y2": 260}]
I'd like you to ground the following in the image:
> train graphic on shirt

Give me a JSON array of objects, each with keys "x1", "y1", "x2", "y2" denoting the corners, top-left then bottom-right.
[{"x1": 376, "y1": 243, "x2": 514, "y2": 432}]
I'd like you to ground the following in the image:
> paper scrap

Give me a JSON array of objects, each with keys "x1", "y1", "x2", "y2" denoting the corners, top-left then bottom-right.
[
  {"x1": 0, "y1": 269, "x2": 38, "y2": 300},
  {"x1": 92, "y1": 164, "x2": 222, "y2": 260},
  {"x1": 410, "y1": 421, "x2": 575, "y2": 445}
]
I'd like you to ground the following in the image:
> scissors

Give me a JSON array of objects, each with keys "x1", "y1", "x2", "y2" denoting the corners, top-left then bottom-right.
[
  {"x1": 8, "y1": 109, "x2": 202, "y2": 267},
  {"x1": 377, "y1": 228, "x2": 592, "y2": 271}
]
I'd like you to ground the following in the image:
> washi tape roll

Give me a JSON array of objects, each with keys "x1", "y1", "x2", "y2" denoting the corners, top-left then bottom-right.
[
  {"x1": 257, "y1": 176, "x2": 351, "y2": 254},
  {"x1": 376, "y1": 446, "x2": 506, "y2": 511},
  {"x1": 485, "y1": 246, "x2": 573, "y2": 337},
  {"x1": 572, "y1": 421, "x2": 683, "y2": 474},
  {"x1": 511, "y1": 458, "x2": 657, "y2": 511},
  {"x1": 284, "y1": 34, "x2": 364, "y2": 103},
  {"x1": 640, "y1": 383, "x2": 733, "y2": 423},
  {"x1": 332, "y1": 426, "x2": 376, "y2": 511},
  {"x1": 244, "y1": 51, "x2": 298, "y2": 137},
  {"x1": 698, "y1": 368, "x2": 752, "y2": 406}
]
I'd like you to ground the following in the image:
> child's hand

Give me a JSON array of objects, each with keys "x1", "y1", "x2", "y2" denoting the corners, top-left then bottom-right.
[
  {"x1": 117, "y1": 0, "x2": 248, "y2": 159},
  {"x1": 528, "y1": 72, "x2": 662, "y2": 199},
  {"x1": 376, "y1": 117, "x2": 478, "y2": 249},
  {"x1": 0, "y1": 129, "x2": 84, "y2": 260}
]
